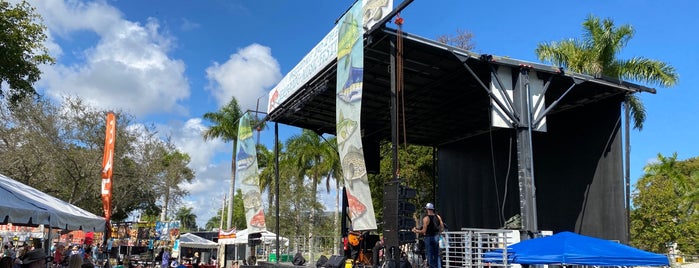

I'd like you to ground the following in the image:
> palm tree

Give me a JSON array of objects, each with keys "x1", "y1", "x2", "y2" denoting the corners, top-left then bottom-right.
[
  {"x1": 535, "y1": 14, "x2": 679, "y2": 241},
  {"x1": 535, "y1": 14, "x2": 678, "y2": 130},
  {"x1": 258, "y1": 143, "x2": 278, "y2": 218},
  {"x1": 202, "y1": 98, "x2": 243, "y2": 230},
  {"x1": 176, "y1": 206, "x2": 198, "y2": 232},
  {"x1": 285, "y1": 129, "x2": 339, "y2": 261}
]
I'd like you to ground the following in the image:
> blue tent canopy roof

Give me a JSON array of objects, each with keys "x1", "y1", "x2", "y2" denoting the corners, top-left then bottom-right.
[{"x1": 484, "y1": 231, "x2": 669, "y2": 266}]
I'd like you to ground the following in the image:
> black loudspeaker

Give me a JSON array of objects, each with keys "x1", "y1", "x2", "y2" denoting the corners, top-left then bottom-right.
[
  {"x1": 315, "y1": 255, "x2": 328, "y2": 268},
  {"x1": 292, "y1": 252, "x2": 306, "y2": 266},
  {"x1": 362, "y1": 138, "x2": 380, "y2": 174},
  {"x1": 324, "y1": 255, "x2": 346, "y2": 268}
]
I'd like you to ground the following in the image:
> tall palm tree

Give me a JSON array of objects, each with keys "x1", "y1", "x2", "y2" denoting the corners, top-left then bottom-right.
[
  {"x1": 202, "y1": 98, "x2": 243, "y2": 230},
  {"x1": 535, "y1": 14, "x2": 678, "y2": 130},
  {"x1": 535, "y1": 14, "x2": 678, "y2": 240},
  {"x1": 285, "y1": 129, "x2": 339, "y2": 261}
]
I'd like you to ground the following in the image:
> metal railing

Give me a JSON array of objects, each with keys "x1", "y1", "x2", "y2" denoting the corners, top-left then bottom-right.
[{"x1": 441, "y1": 228, "x2": 520, "y2": 268}]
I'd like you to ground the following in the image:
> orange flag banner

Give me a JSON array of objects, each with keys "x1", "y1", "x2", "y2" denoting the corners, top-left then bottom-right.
[{"x1": 101, "y1": 112, "x2": 116, "y2": 237}]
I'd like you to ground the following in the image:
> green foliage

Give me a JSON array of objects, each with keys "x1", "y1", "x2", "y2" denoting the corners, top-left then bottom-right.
[
  {"x1": 203, "y1": 189, "x2": 246, "y2": 231},
  {"x1": 369, "y1": 142, "x2": 435, "y2": 232},
  {"x1": 175, "y1": 206, "x2": 198, "y2": 232},
  {"x1": 202, "y1": 98, "x2": 243, "y2": 230},
  {"x1": 631, "y1": 153, "x2": 699, "y2": 254},
  {"x1": 0, "y1": 96, "x2": 193, "y2": 222},
  {"x1": 233, "y1": 189, "x2": 246, "y2": 228},
  {"x1": 535, "y1": 14, "x2": 678, "y2": 130},
  {"x1": 0, "y1": 1, "x2": 54, "y2": 104}
]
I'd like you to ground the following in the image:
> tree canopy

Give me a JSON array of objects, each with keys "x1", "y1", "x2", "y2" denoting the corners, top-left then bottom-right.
[
  {"x1": 0, "y1": 1, "x2": 54, "y2": 104},
  {"x1": 0, "y1": 96, "x2": 194, "y2": 221},
  {"x1": 631, "y1": 153, "x2": 699, "y2": 254},
  {"x1": 536, "y1": 15, "x2": 678, "y2": 130}
]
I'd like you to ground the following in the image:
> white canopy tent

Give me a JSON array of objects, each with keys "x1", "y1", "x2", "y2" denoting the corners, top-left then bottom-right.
[
  {"x1": 218, "y1": 229, "x2": 288, "y2": 245},
  {"x1": 0, "y1": 174, "x2": 106, "y2": 231},
  {"x1": 179, "y1": 233, "x2": 218, "y2": 249}
]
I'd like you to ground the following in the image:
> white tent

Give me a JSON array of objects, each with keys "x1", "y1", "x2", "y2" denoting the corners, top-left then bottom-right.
[
  {"x1": 179, "y1": 233, "x2": 218, "y2": 249},
  {"x1": 218, "y1": 229, "x2": 288, "y2": 245},
  {"x1": 0, "y1": 174, "x2": 106, "y2": 231}
]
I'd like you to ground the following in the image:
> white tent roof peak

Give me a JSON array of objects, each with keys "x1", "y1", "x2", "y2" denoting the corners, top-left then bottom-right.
[{"x1": 179, "y1": 233, "x2": 217, "y2": 249}]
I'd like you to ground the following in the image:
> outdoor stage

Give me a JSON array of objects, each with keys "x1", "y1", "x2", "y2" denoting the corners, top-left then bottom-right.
[{"x1": 264, "y1": 0, "x2": 654, "y2": 245}]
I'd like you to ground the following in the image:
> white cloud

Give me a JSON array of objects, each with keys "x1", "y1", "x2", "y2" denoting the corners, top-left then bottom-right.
[
  {"x1": 206, "y1": 44, "x2": 281, "y2": 111},
  {"x1": 156, "y1": 118, "x2": 233, "y2": 227},
  {"x1": 180, "y1": 18, "x2": 200, "y2": 31},
  {"x1": 181, "y1": 163, "x2": 231, "y2": 228},
  {"x1": 33, "y1": 0, "x2": 190, "y2": 117},
  {"x1": 156, "y1": 118, "x2": 229, "y2": 171}
]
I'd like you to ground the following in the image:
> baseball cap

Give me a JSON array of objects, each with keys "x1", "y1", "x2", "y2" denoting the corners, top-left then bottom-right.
[
  {"x1": 425, "y1": 203, "x2": 434, "y2": 210},
  {"x1": 22, "y1": 249, "x2": 50, "y2": 264}
]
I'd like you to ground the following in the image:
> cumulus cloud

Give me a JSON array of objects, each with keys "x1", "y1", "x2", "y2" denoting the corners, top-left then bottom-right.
[
  {"x1": 156, "y1": 118, "x2": 233, "y2": 226},
  {"x1": 33, "y1": 0, "x2": 190, "y2": 117},
  {"x1": 181, "y1": 163, "x2": 231, "y2": 227},
  {"x1": 155, "y1": 118, "x2": 229, "y2": 172},
  {"x1": 206, "y1": 44, "x2": 281, "y2": 111}
]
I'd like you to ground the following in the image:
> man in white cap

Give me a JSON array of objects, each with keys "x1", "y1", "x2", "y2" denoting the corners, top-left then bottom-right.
[{"x1": 412, "y1": 203, "x2": 444, "y2": 268}]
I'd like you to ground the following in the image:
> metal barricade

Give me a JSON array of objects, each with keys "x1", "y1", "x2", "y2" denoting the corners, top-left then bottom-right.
[{"x1": 441, "y1": 228, "x2": 519, "y2": 268}]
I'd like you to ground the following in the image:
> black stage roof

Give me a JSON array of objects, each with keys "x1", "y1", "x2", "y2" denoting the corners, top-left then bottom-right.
[{"x1": 267, "y1": 26, "x2": 655, "y2": 147}]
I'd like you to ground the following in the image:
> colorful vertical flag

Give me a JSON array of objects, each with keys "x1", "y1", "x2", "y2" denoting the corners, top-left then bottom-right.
[
  {"x1": 101, "y1": 112, "x2": 116, "y2": 237},
  {"x1": 237, "y1": 113, "x2": 266, "y2": 232},
  {"x1": 335, "y1": 0, "x2": 391, "y2": 231}
]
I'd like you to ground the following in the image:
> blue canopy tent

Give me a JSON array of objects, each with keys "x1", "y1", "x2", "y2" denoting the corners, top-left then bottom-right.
[{"x1": 484, "y1": 231, "x2": 669, "y2": 266}]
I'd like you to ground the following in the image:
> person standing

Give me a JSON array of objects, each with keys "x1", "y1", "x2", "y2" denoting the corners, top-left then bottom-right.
[
  {"x1": 412, "y1": 203, "x2": 444, "y2": 268},
  {"x1": 53, "y1": 245, "x2": 63, "y2": 268},
  {"x1": 191, "y1": 253, "x2": 199, "y2": 268},
  {"x1": 161, "y1": 250, "x2": 170, "y2": 268}
]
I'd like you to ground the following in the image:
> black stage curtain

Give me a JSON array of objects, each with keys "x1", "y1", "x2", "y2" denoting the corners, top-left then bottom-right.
[{"x1": 437, "y1": 96, "x2": 627, "y2": 242}]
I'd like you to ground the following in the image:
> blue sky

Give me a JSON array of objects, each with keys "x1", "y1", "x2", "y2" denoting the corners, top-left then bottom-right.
[{"x1": 23, "y1": 0, "x2": 698, "y2": 227}]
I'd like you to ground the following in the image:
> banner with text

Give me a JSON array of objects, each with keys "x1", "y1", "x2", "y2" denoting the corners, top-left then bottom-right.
[{"x1": 101, "y1": 112, "x2": 116, "y2": 237}]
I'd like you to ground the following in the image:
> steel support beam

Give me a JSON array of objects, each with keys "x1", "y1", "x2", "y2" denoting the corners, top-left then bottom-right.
[{"x1": 514, "y1": 68, "x2": 538, "y2": 237}]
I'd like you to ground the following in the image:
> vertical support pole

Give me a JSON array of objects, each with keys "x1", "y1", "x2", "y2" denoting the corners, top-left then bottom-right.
[
  {"x1": 275, "y1": 122, "x2": 280, "y2": 263},
  {"x1": 383, "y1": 37, "x2": 399, "y2": 250},
  {"x1": 624, "y1": 98, "x2": 631, "y2": 243},
  {"x1": 515, "y1": 67, "x2": 538, "y2": 237}
]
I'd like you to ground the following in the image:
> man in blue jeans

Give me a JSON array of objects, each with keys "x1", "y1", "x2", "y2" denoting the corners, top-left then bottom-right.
[{"x1": 412, "y1": 203, "x2": 444, "y2": 268}]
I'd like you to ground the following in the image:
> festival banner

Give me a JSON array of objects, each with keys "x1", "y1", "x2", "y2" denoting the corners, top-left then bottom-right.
[
  {"x1": 101, "y1": 112, "x2": 116, "y2": 237},
  {"x1": 335, "y1": 0, "x2": 393, "y2": 231},
  {"x1": 236, "y1": 113, "x2": 266, "y2": 233},
  {"x1": 218, "y1": 228, "x2": 236, "y2": 239}
]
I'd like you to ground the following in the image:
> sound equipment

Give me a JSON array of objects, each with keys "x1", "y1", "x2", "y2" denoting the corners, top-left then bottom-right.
[
  {"x1": 292, "y1": 252, "x2": 306, "y2": 266},
  {"x1": 315, "y1": 255, "x2": 328, "y2": 268},
  {"x1": 324, "y1": 255, "x2": 346, "y2": 268}
]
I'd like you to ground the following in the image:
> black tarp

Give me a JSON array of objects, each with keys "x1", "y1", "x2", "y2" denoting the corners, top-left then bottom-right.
[{"x1": 437, "y1": 96, "x2": 627, "y2": 242}]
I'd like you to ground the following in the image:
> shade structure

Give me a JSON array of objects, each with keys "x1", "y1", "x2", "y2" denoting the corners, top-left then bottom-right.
[
  {"x1": 218, "y1": 229, "x2": 288, "y2": 245},
  {"x1": 179, "y1": 233, "x2": 218, "y2": 249},
  {"x1": 484, "y1": 231, "x2": 669, "y2": 266},
  {"x1": 0, "y1": 174, "x2": 106, "y2": 231}
]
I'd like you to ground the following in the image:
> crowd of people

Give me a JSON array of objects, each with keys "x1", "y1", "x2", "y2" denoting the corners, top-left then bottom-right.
[
  {"x1": 0, "y1": 242, "x2": 102, "y2": 268},
  {"x1": 1, "y1": 241, "x2": 97, "y2": 268},
  {"x1": 51, "y1": 244, "x2": 101, "y2": 268},
  {"x1": 155, "y1": 248, "x2": 211, "y2": 268}
]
